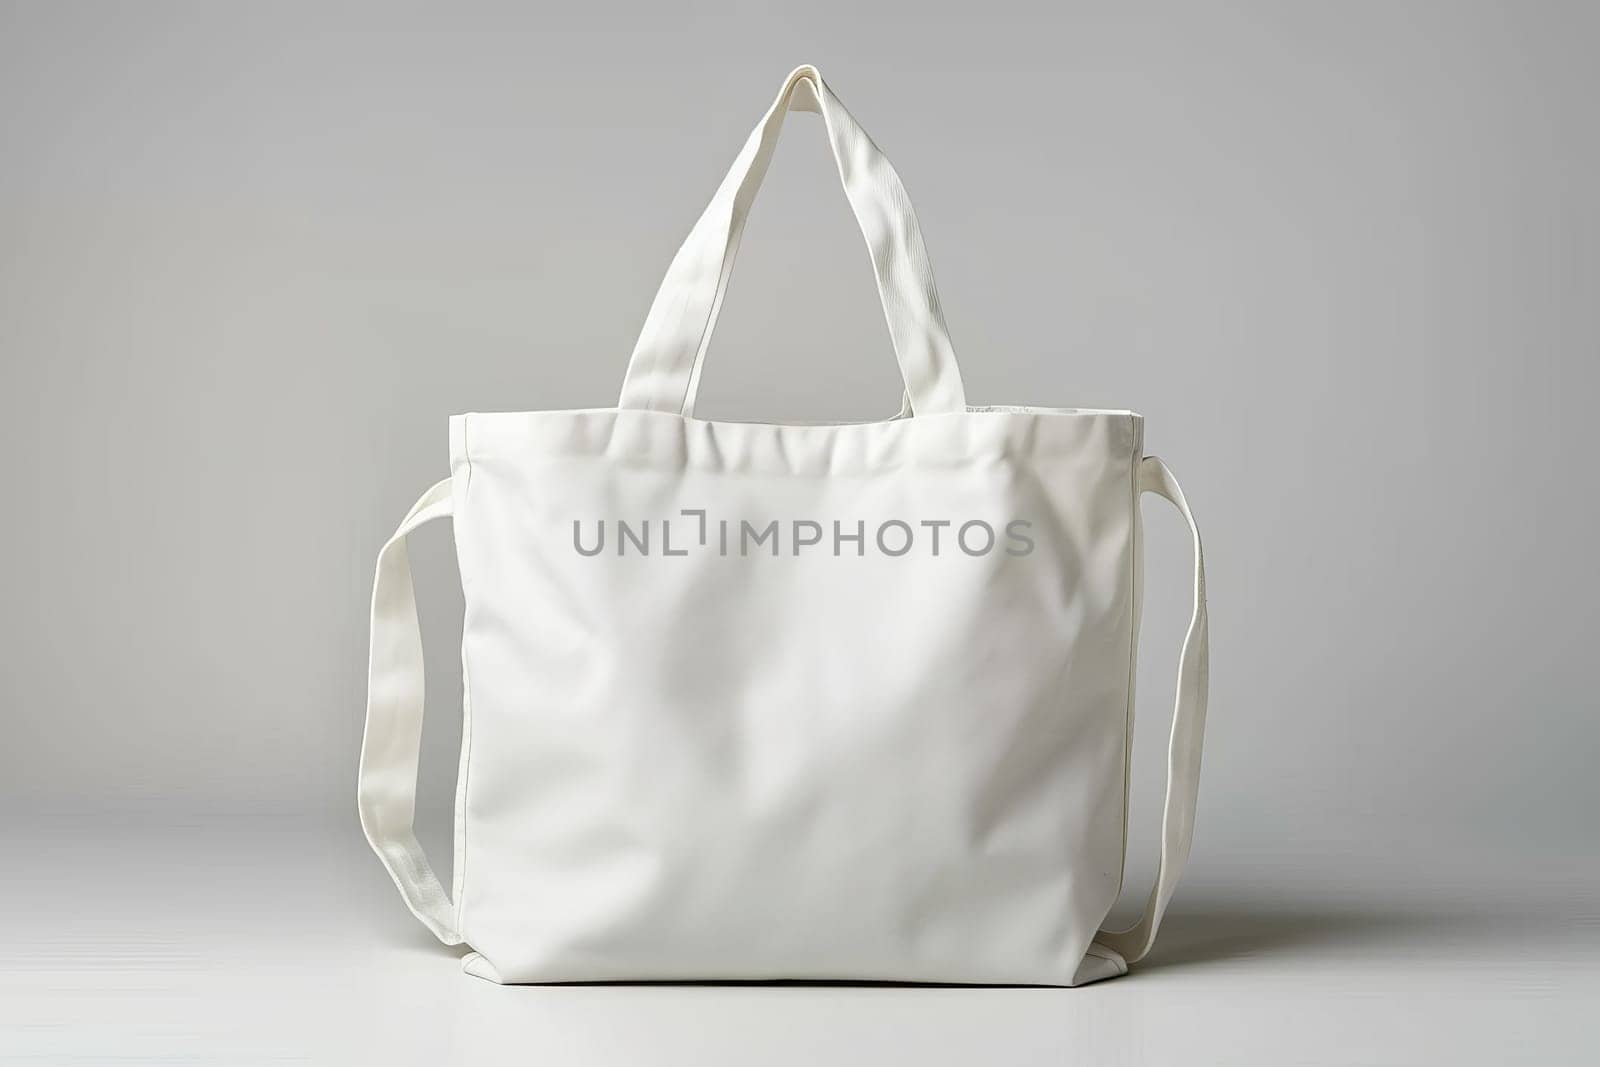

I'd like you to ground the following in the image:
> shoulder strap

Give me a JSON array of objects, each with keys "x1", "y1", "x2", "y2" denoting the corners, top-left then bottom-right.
[
  {"x1": 358, "y1": 479, "x2": 462, "y2": 945},
  {"x1": 1096, "y1": 456, "x2": 1211, "y2": 964}
]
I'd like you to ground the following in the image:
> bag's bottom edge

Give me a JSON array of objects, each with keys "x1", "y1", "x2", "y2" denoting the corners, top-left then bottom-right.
[{"x1": 459, "y1": 946, "x2": 1127, "y2": 988}]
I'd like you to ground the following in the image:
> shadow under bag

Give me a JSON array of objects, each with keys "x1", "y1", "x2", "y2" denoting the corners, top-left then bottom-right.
[{"x1": 359, "y1": 64, "x2": 1210, "y2": 986}]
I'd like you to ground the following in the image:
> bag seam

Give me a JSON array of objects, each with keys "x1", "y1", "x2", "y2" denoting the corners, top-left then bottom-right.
[
  {"x1": 1113, "y1": 416, "x2": 1143, "y2": 912},
  {"x1": 453, "y1": 413, "x2": 477, "y2": 938}
]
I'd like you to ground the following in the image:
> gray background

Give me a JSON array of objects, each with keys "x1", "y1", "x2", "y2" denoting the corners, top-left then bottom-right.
[{"x1": 1, "y1": 1, "x2": 1595, "y2": 1064}]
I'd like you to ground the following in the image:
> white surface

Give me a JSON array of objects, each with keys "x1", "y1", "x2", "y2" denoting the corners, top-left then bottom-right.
[{"x1": 5, "y1": 817, "x2": 1595, "y2": 1066}]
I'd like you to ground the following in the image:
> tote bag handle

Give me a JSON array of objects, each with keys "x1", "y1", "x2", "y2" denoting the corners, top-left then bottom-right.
[
  {"x1": 1096, "y1": 457, "x2": 1211, "y2": 964},
  {"x1": 617, "y1": 65, "x2": 967, "y2": 418},
  {"x1": 359, "y1": 479, "x2": 461, "y2": 945}
]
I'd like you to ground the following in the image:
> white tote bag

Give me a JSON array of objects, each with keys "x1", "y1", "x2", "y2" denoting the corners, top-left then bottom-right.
[{"x1": 360, "y1": 65, "x2": 1209, "y2": 986}]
